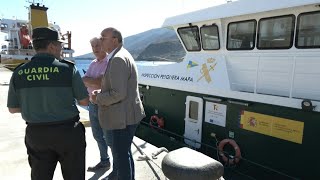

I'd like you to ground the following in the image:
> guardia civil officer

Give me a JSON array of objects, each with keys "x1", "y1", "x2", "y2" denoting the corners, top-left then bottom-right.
[{"x1": 7, "y1": 27, "x2": 89, "y2": 180}]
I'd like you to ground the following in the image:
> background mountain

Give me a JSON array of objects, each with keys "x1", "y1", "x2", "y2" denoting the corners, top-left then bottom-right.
[{"x1": 75, "y1": 28, "x2": 185, "y2": 62}]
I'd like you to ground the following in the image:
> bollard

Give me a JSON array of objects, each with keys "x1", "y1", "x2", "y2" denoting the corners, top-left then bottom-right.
[{"x1": 161, "y1": 147, "x2": 224, "y2": 180}]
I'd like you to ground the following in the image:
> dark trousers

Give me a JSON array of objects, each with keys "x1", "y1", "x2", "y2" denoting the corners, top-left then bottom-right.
[
  {"x1": 106, "y1": 124, "x2": 138, "y2": 180},
  {"x1": 25, "y1": 120, "x2": 86, "y2": 180},
  {"x1": 88, "y1": 102, "x2": 109, "y2": 163}
]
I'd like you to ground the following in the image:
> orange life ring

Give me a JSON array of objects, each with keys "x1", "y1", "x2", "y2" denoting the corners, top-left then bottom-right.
[
  {"x1": 218, "y1": 139, "x2": 241, "y2": 165},
  {"x1": 149, "y1": 115, "x2": 164, "y2": 129}
]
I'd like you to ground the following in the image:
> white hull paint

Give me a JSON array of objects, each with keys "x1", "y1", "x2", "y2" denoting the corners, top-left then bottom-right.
[{"x1": 137, "y1": 51, "x2": 320, "y2": 112}]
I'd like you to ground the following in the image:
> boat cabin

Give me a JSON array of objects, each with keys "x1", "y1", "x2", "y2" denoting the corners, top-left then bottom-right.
[
  {"x1": 138, "y1": 0, "x2": 320, "y2": 112},
  {"x1": 136, "y1": 1, "x2": 320, "y2": 179}
]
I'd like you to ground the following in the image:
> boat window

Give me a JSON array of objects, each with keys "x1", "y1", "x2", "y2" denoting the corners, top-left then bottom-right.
[
  {"x1": 189, "y1": 101, "x2": 199, "y2": 120},
  {"x1": 257, "y1": 15, "x2": 295, "y2": 49},
  {"x1": 17, "y1": 22, "x2": 24, "y2": 28},
  {"x1": 227, "y1": 20, "x2": 256, "y2": 50},
  {"x1": 0, "y1": 23, "x2": 8, "y2": 30},
  {"x1": 200, "y1": 25, "x2": 220, "y2": 50},
  {"x1": 177, "y1": 26, "x2": 201, "y2": 51},
  {"x1": 296, "y1": 11, "x2": 320, "y2": 49}
]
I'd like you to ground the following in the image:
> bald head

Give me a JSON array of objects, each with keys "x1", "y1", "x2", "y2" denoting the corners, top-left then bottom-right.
[
  {"x1": 100, "y1": 27, "x2": 123, "y2": 54},
  {"x1": 101, "y1": 27, "x2": 122, "y2": 43}
]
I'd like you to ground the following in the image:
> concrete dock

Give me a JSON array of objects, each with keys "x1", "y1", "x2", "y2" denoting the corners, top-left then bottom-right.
[{"x1": 0, "y1": 65, "x2": 168, "y2": 180}]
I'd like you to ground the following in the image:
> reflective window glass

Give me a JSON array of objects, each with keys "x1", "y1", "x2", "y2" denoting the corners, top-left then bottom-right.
[
  {"x1": 178, "y1": 26, "x2": 201, "y2": 51},
  {"x1": 258, "y1": 15, "x2": 295, "y2": 49},
  {"x1": 189, "y1": 101, "x2": 199, "y2": 120},
  {"x1": 200, "y1": 25, "x2": 220, "y2": 50},
  {"x1": 227, "y1": 20, "x2": 256, "y2": 50},
  {"x1": 296, "y1": 11, "x2": 320, "y2": 48}
]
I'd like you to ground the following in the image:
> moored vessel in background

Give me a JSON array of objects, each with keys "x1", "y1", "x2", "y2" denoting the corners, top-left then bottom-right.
[
  {"x1": 136, "y1": 0, "x2": 320, "y2": 179},
  {"x1": 0, "y1": 3, "x2": 74, "y2": 70}
]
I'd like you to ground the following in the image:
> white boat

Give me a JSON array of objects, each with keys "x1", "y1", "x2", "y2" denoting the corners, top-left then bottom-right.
[
  {"x1": 135, "y1": 0, "x2": 320, "y2": 179},
  {"x1": 0, "y1": 3, "x2": 74, "y2": 70}
]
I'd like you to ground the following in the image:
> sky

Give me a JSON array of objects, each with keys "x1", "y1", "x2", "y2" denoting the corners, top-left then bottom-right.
[{"x1": 0, "y1": 0, "x2": 226, "y2": 56}]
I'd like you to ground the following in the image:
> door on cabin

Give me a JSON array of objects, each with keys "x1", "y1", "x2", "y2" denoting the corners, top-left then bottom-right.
[{"x1": 184, "y1": 96, "x2": 203, "y2": 149}]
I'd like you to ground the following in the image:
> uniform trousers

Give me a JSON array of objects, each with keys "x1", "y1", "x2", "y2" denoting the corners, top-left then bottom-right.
[{"x1": 25, "y1": 117, "x2": 86, "y2": 180}]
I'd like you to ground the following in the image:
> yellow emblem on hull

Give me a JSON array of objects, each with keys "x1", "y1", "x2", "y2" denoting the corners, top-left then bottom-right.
[{"x1": 197, "y1": 58, "x2": 217, "y2": 83}]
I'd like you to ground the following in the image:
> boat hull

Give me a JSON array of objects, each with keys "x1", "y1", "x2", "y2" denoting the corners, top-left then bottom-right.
[{"x1": 137, "y1": 84, "x2": 319, "y2": 180}]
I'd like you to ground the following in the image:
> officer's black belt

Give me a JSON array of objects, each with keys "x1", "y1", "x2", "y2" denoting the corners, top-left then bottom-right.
[{"x1": 26, "y1": 115, "x2": 80, "y2": 126}]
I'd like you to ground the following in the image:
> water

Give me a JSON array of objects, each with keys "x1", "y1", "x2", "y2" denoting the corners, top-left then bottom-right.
[
  {"x1": 74, "y1": 59, "x2": 91, "y2": 111},
  {"x1": 75, "y1": 59, "x2": 175, "y2": 77},
  {"x1": 74, "y1": 59, "x2": 91, "y2": 77}
]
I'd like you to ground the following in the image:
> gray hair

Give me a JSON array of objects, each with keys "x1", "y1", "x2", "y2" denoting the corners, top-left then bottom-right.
[{"x1": 90, "y1": 37, "x2": 100, "y2": 44}]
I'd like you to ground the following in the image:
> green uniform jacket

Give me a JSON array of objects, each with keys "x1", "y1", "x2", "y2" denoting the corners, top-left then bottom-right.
[{"x1": 7, "y1": 53, "x2": 88, "y2": 123}]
